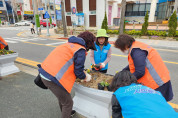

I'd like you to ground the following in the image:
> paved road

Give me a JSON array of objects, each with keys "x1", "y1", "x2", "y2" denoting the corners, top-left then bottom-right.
[{"x1": 0, "y1": 27, "x2": 178, "y2": 107}]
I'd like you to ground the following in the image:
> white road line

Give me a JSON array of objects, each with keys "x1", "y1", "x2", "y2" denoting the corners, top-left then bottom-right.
[
  {"x1": 5, "y1": 38, "x2": 26, "y2": 41},
  {"x1": 5, "y1": 40, "x2": 17, "y2": 43},
  {"x1": 46, "y1": 41, "x2": 66, "y2": 45}
]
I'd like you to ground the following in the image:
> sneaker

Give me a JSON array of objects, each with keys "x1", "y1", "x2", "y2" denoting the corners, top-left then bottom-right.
[{"x1": 71, "y1": 110, "x2": 76, "y2": 117}]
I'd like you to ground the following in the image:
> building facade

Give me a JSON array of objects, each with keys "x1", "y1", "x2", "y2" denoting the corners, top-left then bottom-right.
[
  {"x1": 0, "y1": 0, "x2": 8, "y2": 22},
  {"x1": 64, "y1": 0, "x2": 121, "y2": 29}
]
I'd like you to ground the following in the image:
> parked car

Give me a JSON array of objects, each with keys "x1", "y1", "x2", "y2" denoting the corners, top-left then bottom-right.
[
  {"x1": 14, "y1": 20, "x2": 31, "y2": 26},
  {"x1": 40, "y1": 19, "x2": 56, "y2": 27}
]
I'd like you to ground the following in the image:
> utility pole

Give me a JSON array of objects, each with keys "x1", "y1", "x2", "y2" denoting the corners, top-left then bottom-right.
[
  {"x1": 47, "y1": 0, "x2": 52, "y2": 28},
  {"x1": 61, "y1": 0, "x2": 68, "y2": 37},
  {"x1": 34, "y1": 0, "x2": 39, "y2": 35},
  {"x1": 45, "y1": 0, "x2": 50, "y2": 36},
  {"x1": 119, "y1": 0, "x2": 126, "y2": 35}
]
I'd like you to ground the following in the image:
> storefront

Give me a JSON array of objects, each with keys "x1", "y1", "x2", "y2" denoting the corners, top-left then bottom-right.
[{"x1": 24, "y1": 11, "x2": 34, "y2": 20}]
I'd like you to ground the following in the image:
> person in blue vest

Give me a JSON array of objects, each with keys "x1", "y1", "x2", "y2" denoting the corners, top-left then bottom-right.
[
  {"x1": 110, "y1": 70, "x2": 178, "y2": 118},
  {"x1": 90, "y1": 29, "x2": 111, "y2": 73}
]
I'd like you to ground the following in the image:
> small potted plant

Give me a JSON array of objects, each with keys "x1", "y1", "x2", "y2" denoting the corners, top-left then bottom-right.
[
  {"x1": 98, "y1": 81, "x2": 105, "y2": 90},
  {"x1": 105, "y1": 82, "x2": 111, "y2": 91},
  {"x1": 0, "y1": 49, "x2": 19, "y2": 77}
]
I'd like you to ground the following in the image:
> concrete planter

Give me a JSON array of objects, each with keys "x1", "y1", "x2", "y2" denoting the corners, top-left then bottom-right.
[
  {"x1": 73, "y1": 83, "x2": 113, "y2": 118},
  {"x1": 0, "y1": 53, "x2": 20, "y2": 77}
]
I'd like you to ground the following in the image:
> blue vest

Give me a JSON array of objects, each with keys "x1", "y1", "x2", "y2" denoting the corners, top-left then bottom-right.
[
  {"x1": 94, "y1": 43, "x2": 111, "y2": 70},
  {"x1": 114, "y1": 84, "x2": 178, "y2": 118}
]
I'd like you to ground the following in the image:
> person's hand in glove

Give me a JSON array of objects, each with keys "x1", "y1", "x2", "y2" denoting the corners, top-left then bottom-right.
[
  {"x1": 100, "y1": 63, "x2": 105, "y2": 68},
  {"x1": 81, "y1": 72, "x2": 91, "y2": 82}
]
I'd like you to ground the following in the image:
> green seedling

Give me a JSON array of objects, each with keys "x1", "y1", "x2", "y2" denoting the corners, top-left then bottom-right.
[
  {"x1": 105, "y1": 82, "x2": 110, "y2": 87},
  {"x1": 100, "y1": 81, "x2": 105, "y2": 87},
  {"x1": 86, "y1": 69, "x2": 90, "y2": 74}
]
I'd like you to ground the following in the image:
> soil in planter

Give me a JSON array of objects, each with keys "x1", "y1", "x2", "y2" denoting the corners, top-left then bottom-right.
[{"x1": 75, "y1": 71, "x2": 113, "y2": 91}]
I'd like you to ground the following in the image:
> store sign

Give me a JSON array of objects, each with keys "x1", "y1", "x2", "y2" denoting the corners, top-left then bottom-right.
[
  {"x1": 24, "y1": 11, "x2": 33, "y2": 15},
  {"x1": 55, "y1": 0, "x2": 61, "y2": 5},
  {"x1": 55, "y1": 5, "x2": 61, "y2": 10},
  {"x1": 17, "y1": 11, "x2": 21, "y2": 15},
  {"x1": 72, "y1": 7, "x2": 76, "y2": 14},
  {"x1": 38, "y1": 8, "x2": 43, "y2": 11}
]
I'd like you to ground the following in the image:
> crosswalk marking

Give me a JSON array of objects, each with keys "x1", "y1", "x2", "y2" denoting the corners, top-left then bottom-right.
[
  {"x1": 5, "y1": 40, "x2": 17, "y2": 43},
  {"x1": 4, "y1": 37, "x2": 48, "y2": 43},
  {"x1": 3, "y1": 36, "x2": 66, "y2": 46}
]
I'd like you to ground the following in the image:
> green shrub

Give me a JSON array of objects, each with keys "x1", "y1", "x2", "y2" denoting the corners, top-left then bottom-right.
[
  {"x1": 101, "y1": 12, "x2": 108, "y2": 31},
  {"x1": 141, "y1": 11, "x2": 149, "y2": 35},
  {"x1": 147, "y1": 30, "x2": 167, "y2": 37},
  {"x1": 125, "y1": 30, "x2": 141, "y2": 35},
  {"x1": 168, "y1": 11, "x2": 177, "y2": 37}
]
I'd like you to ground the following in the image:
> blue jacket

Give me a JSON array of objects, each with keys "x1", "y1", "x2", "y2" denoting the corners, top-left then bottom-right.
[
  {"x1": 94, "y1": 43, "x2": 111, "y2": 70},
  {"x1": 114, "y1": 84, "x2": 178, "y2": 118},
  {"x1": 38, "y1": 36, "x2": 86, "y2": 90}
]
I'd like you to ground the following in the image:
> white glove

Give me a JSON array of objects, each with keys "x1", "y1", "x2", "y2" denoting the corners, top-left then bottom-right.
[
  {"x1": 84, "y1": 73, "x2": 91, "y2": 82},
  {"x1": 100, "y1": 63, "x2": 106, "y2": 68}
]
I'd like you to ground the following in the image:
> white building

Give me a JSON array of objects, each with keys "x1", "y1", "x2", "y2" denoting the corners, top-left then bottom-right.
[{"x1": 64, "y1": 0, "x2": 121, "y2": 29}]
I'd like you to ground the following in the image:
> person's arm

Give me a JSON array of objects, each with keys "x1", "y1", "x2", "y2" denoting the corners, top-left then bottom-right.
[
  {"x1": 103, "y1": 47, "x2": 112, "y2": 65},
  {"x1": 90, "y1": 50, "x2": 95, "y2": 65},
  {"x1": 131, "y1": 48, "x2": 148, "y2": 79},
  {"x1": 111, "y1": 95, "x2": 122, "y2": 118},
  {"x1": 74, "y1": 49, "x2": 86, "y2": 79},
  {"x1": 4, "y1": 45, "x2": 9, "y2": 50}
]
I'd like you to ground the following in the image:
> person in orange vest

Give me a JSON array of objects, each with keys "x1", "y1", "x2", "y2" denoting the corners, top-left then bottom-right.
[
  {"x1": 0, "y1": 36, "x2": 9, "y2": 50},
  {"x1": 114, "y1": 34, "x2": 173, "y2": 101},
  {"x1": 38, "y1": 31, "x2": 96, "y2": 118}
]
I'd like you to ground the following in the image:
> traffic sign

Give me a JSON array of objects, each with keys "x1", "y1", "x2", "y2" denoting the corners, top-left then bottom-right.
[
  {"x1": 38, "y1": 8, "x2": 43, "y2": 11},
  {"x1": 44, "y1": 11, "x2": 50, "y2": 18}
]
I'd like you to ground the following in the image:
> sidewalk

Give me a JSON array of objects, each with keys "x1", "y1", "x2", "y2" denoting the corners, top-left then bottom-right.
[
  {"x1": 0, "y1": 63, "x2": 86, "y2": 118},
  {"x1": 18, "y1": 28, "x2": 178, "y2": 50}
]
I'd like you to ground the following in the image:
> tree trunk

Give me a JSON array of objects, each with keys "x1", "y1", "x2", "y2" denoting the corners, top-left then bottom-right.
[
  {"x1": 119, "y1": 0, "x2": 126, "y2": 35},
  {"x1": 61, "y1": 0, "x2": 68, "y2": 37}
]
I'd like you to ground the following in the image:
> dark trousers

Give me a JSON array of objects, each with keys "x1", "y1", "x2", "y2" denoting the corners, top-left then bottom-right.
[
  {"x1": 31, "y1": 28, "x2": 35, "y2": 34},
  {"x1": 41, "y1": 78, "x2": 73, "y2": 118}
]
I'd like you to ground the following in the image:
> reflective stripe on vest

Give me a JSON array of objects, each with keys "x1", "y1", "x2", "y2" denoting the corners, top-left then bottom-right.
[
  {"x1": 55, "y1": 58, "x2": 73, "y2": 81},
  {"x1": 129, "y1": 41, "x2": 170, "y2": 89},
  {"x1": 41, "y1": 43, "x2": 86, "y2": 93},
  {"x1": 0, "y1": 36, "x2": 8, "y2": 49},
  {"x1": 145, "y1": 58, "x2": 164, "y2": 86},
  {"x1": 0, "y1": 41, "x2": 7, "y2": 47}
]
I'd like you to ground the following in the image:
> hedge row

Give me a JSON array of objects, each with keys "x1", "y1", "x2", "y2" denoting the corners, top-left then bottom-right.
[{"x1": 107, "y1": 30, "x2": 178, "y2": 37}]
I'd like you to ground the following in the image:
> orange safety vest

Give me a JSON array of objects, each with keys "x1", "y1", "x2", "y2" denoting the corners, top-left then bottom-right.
[
  {"x1": 128, "y1": 41, "x2": 170, "y2": 89},
  {"x1": 0, "y1": 36, "x2": 8, "y2": 49},
  {"x1": 41, "y1": 43, "x2": 86, "y2": 93}
]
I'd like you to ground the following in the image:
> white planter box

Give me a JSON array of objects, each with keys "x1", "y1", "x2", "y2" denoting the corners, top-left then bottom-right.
[
  {"x1": 73, "y1": 83, "x2": 113, "y2": 118},
  {"x1": 0, "y1": 53, "x2": 20, "y2": 77}
]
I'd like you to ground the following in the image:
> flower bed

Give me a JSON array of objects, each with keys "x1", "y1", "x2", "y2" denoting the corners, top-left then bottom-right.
[
  {"x1": 76, "y1": 71, "x2": 113, "y2": 91},
  {"x1": 0, "y1": 49, "x2": 14, "y2": 55}
]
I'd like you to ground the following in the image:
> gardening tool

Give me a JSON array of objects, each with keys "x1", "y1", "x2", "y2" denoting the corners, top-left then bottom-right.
[{"x1": 91, "y1": 64, "x2": 102, "y2": 71}]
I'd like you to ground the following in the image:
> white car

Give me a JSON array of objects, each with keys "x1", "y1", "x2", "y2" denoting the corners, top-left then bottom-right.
[{"x1": 14, "y1": 20, "x2": 31, "y2": 26}]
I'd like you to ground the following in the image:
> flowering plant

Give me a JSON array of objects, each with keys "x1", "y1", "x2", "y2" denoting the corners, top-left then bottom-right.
[{"x1": 0, "y1": 49, "x2": 15, "y2": 55}]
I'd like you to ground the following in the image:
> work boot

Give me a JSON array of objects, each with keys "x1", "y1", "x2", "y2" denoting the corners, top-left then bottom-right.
[{"x1": 71, "y1": 110, "x2": 76, "y2": 117}]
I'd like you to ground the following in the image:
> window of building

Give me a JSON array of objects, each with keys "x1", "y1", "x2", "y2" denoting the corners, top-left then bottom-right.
[
  {"x1": 65, "y1": 0, "x2": 71, "y2": 12},
  {"x1": 0, "y1": 1, "x2": 3, "y2": 7},
  {"x1": 76, "y1": 0, "x2": 83, "y2": 12},
  {"x1": 125, "y1": 3, "x2": 151, "y2": 17},
  {"x1": 89, "y1": 0, "x2": 96, "y2": 11}
]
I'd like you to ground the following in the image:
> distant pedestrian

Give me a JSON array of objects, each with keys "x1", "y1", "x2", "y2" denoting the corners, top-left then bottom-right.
[
  {"x1": 114, "y1": 34, "x2": 173, "y2": 101},
  {"x1": 110, "y1": 70, "x2": 178, "y2": 118},
  {"x1": 30, "y1": 22, "x2": 35, "y2": 34},
  {"x1": 0, "y1": 36, "x2": 9, "y2": 50}
]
